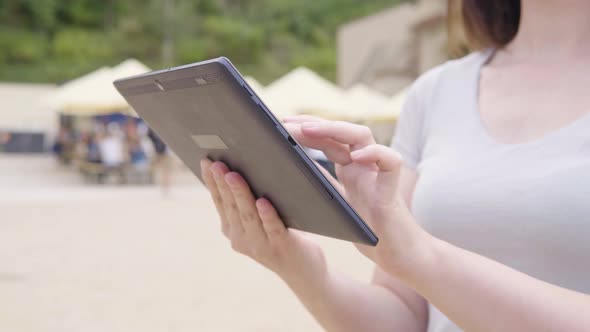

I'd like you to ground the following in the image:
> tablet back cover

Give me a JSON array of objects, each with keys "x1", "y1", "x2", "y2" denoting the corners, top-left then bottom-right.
[{"x1": 114, "y1": 58, "x2": 377, "y2": 245}]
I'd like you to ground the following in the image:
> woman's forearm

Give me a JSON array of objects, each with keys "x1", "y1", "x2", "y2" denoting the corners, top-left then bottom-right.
[
  {"x1": 281, "y1": 269, "x2": 424, "y2": 332},
  {"x1": 397, "y1": 236, "x2": 590, "y2": 332}
]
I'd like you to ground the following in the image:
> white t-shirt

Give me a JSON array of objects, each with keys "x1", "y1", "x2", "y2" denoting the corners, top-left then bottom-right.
[
  {"x1": 99, "y1": 136, "x2": 125, "y2": 167},
  {"x1": 392, "y1": 51, "x2": 590, "y2": 332}
]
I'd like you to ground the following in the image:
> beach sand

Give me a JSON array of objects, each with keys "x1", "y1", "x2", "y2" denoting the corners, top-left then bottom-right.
[{"x1": 0, "y1": 155, "x2": 374, "y2": 331}]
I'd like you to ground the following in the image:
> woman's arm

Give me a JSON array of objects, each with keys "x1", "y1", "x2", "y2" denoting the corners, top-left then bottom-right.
[
  {"x1": 294, "y1": 165, "x2": 427, "y2": 332},
  {"x1": 384, "y1": 154, "x2": 590, "y2": 332},
  {"x1": 287, "y1": 117, "x2": 590, "y2": 332},
  {"x1": 398, "y1": 235, "x2": 590, "y2": 332},
  {"x1": 370, "y1": 166, "x2": 428, "y2": 330},
  {"x1": 285, "y1": 267, "x2": 427, "y2": 332}
]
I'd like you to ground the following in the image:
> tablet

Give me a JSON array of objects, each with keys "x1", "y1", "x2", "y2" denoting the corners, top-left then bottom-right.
[{"x1": 113, "y1": 57, "x2": 378, "y2": 245}]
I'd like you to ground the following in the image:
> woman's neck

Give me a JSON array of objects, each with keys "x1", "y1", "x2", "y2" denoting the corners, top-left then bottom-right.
[{"x1": 504, "y1": 0, "x2": 590, "y2": 62}]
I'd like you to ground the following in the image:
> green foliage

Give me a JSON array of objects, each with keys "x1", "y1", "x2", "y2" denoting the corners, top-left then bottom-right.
[
  {"x1": 24, "y1": 0, "x2": 59, "y2": 31},
  {"x1": 176, "y1": 39, "x2": 205, "y2": 64},
  {"x1": 59, "y1": 0, "x2": 106, "y2": 27},
  {"x1": 200, "y1": 16, "x2": 264, "y2": 63},
  {"x1": 292, "y1": 46, "x2": 338, "y2": 81},
  {"x1": 0, "y1": 0, "x2": 405, "y2": 83},
  {"x1": 0, "y1": 28, "x2": 49, "y2": 63},
  {"x1": 53, "y1": 28, "x2": 113, "y2": 60}
]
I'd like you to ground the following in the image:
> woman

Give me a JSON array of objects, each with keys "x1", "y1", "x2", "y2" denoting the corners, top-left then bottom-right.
[{"x1": 200, "y1": 1, "x2": 590, "y2": 331}]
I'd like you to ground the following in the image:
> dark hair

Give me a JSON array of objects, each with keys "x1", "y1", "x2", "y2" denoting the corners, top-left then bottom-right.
[{"x1": 462, "y1": 0, "x2": 521, "y2": 49}]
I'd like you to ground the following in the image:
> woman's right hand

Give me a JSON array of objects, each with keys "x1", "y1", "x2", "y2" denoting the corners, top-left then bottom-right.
[{"x1": 200, "y1": 159, "x2": 327, "y2": 286}]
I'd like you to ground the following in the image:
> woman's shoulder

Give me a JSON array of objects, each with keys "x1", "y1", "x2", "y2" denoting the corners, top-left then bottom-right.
[
  {"x1": 397, "y1": 50, "x2": 491, "y2": 127},
  {"x1": 392, "y1": 51, "x2": 492, "y2": 165},
  {"x1": 411, "y1": 50, "x2": 491, "y2": 97}
]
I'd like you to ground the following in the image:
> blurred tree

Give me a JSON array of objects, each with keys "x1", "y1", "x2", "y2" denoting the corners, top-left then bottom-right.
[
  {"x1": 53, "y1": 28, "x2": 113, "y2": 61},
  {"x1": 24, "y1": 0, "x2": 58, "y2": 34},
  {"x1": 0, "y1": 0, "x2": 404, "y2": 83},
  {"x1": 0, "y1": 28, "x2": 49, "y2": 62},
  {"x1": 59, "y1": 0, "x2": 105, "y2": 27}
]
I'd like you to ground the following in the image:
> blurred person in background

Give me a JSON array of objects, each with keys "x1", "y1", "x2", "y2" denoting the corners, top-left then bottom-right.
[
  {"x1": 200, "y1": 1, "x2": 590, "y2": 331},
  {"x1": 137, "y1": 122, "x2": 155, "y2": 161},
  {"x1": 98, "y1": 122, "x2": 125, "y2": 183},
  {"x1": 0, "y1": 131, "x2": 10, "y2": 152},
  {"x1": 85, "y1": 133, "x2": 102, "y2": 165},
  {"x1": 53, "y1": 126, "x2": 75, "y2": 164},
  {"x1": 74, "y1": 132, "x2": 89, "y2": 161},
  {"x1": 148, "y1": 127, "x2": 173, "y2": 195},
  {"x1": 128, "y1": 137, "x2": 149, "y2": 169},
  {"x1": 126, "y1": 136, "x2": 150, "y2": 184},
  {"x1": 123, "y1": 120, "x2": 149, "y2": 171}
]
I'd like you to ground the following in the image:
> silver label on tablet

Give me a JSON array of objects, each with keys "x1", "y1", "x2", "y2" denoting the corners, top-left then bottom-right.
[{"x1": 191, "y1": 135, "x2": 229, "y2": 150}]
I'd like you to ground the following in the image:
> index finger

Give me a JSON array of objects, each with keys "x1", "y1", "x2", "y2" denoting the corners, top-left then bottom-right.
[
  {"x1": 225, "y1": 172, "x2": 268, "y2": 243},
  {"x1": 282, "y1": 114, "x2": 327, "y2": 124},
  {"x1": 300, "y1": 121, "x2": 375, "y2": 149},
  {"x1": 283, "y1": 123, "x2": 351, "y2": 165},
  {"x1": 200, "y1": 159, "x2": 230, "y2": 235}
]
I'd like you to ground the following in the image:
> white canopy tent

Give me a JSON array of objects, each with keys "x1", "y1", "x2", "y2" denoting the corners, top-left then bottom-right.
[
  {"x1": 344, "y1": 84, "x2": 396, "y2": 122},
  {"x1": 262, "y1": 67, "x2": 358, "y2": 120},
  {"x1": 347, "y1": 84, "x2": 389, "y2": 111},
  {"x1": 244, "y1": 76, "x2": 265, "y2": 96},
  {"x1": 48, "y1": 67, "x2": 111, "y2": 115},
  {"x1": 45, "y1": 59, "x2": 406, "y2": 124},
  {"x1": 261, "y1": 67, "x2": 404, "y2": 123},
  {"x1": 48, "y1": 59, "x2": 151, "y2": 116}
]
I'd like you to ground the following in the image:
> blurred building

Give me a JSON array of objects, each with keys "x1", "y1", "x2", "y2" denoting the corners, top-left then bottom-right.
[{"x1": 337, "y1": 0, "x2": 464, "y2": 95}]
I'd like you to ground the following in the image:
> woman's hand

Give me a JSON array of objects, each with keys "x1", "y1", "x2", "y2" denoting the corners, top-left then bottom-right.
[
  {"x1": 200, "y1": 159, "x2": 327, "y2": 285},
  {"x1": 201, "y1": 159, "x2": 428, "y2": 332},
  {"x1": 283, "y1": 115, "x2": 433, "y2": 276}
]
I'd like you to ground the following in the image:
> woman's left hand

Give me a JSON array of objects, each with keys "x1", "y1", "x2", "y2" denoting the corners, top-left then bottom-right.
[{"x1": 283, "y1": 116, "x2": 433, "y2": 276}]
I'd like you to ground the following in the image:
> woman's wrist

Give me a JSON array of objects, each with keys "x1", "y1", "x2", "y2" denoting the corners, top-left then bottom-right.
[
  {"x1": 273, "y1": 244, "x2": 330, "y2": 294},
  {"x1": 390, "y1": 230, "x2": 439, "y2": 284},
  {"x1": 277, "y1": 259, "x2": 332, "y2": 297},
  {"x1": 375, "y1": 204, "x2": 440, "y2": 283}
]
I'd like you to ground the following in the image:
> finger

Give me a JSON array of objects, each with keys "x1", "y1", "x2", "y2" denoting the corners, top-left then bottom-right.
[
  {"x1": 225, "y1": 172, "x2": 268, "y2": 243},
  {"x1": 300, "y1": 121, "x2": 375, "y2": 150},
  {"x1": 255, "y1": 198, "x2": 287, "y2": 242},
  {"x1": 350, "y1": 144, "x2": 402, "y2": 171},
  {"x1": 284, "y1": 123, "x2": 351, "y2": 164},
  {"x1": 211, "y1": 161, "x2": 245, "y2": 235},
  {"x1": 200, "y1": 159, "x2": 229, "y2": 236},
  {"x1": 350, "y1": 144, "x2": 402, "y2": 187},
  {"x1": 282, "y1": 114, "x2": 327, "y2": 124}
]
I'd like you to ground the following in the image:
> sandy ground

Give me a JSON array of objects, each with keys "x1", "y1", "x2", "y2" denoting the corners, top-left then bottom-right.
[{"x1": 0, "y1": 155, "x2": 374, "y2": 332}]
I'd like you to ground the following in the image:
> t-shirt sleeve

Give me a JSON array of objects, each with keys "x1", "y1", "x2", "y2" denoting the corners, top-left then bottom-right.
[
  {"x1": 390, "y1": 65, "x2": 442, "y2": 169},
  {"x1": 390, "y1": 84, "x2": 423, "y2": 169}
]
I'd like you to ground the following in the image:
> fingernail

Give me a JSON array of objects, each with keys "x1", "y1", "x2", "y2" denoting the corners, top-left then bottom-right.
[
  {"x1": 256, "y1": 199, "x2": 270, "y2": 213},
  {"x1": 225, "y1": 173, "x2": 239, "y2": 187},
  {"x1": 212, "y1": 166, "x2": 222, "y2": 179}
]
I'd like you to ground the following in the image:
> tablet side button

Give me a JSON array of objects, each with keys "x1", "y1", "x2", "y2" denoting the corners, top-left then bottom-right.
[
  {"x1": 242, "y1": 84, "x2": 253, "y2": 97},
  {"x1": 256, "y1": 103, "x2": 278, "y2": 126}
]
